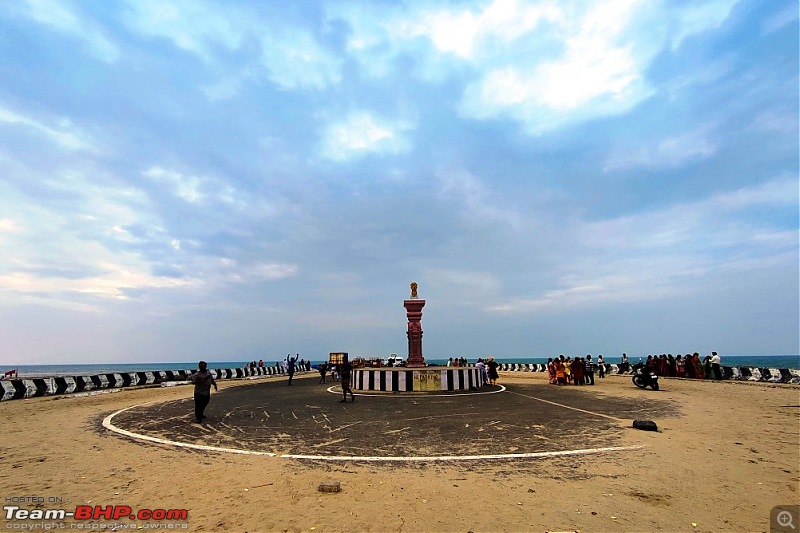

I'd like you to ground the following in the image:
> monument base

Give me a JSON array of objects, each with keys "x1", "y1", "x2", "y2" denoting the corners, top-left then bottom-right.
[{"x1": 352, "y1": 367, "x2": 485, "y2": 393}]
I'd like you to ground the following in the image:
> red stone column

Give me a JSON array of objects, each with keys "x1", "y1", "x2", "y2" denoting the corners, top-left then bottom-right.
[{"x1": 404, "y1": 299, "x2": 426, "y2": 367}]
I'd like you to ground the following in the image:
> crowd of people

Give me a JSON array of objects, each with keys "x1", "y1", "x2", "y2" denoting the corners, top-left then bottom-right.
[
  {"x1": 546, "y1": 355, "x2": 602, "y2": 386},
  {"x1": 244, "y1": 356, "x2": 313, "y2": 373},
  {"x1": 543, "y1": 351, "x2": 723, "y2": 384},
  {"x1": 638, "y1": 352, "x2": 723, "y2": 380}
]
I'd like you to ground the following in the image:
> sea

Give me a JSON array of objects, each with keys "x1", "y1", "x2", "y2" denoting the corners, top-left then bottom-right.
[{"x1": 4, "y1": 354, "x2": 799, "y2": 379}]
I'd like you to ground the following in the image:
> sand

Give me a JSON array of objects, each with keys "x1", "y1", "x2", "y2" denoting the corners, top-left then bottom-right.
[{"x1": 1, "y1": 371, "x2": 798, "y2": 533}]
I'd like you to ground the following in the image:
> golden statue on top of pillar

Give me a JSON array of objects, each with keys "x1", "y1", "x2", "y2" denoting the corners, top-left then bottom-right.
[{"x1": 410, "y1": 281, "x2": 418, "y2": 299}]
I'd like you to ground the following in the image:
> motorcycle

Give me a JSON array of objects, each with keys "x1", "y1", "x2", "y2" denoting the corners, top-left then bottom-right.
[{"x1": 632, "y1": 363, "x2": 659, "y2": 390}]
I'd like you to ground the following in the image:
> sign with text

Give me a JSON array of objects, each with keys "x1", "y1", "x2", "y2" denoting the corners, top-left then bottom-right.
[
  {"x1": 329, "y1": 353, "x2": 348, "y2": 365},
  {"x1": 413, "y1": 370, "x2": 441, "y2": 391}
]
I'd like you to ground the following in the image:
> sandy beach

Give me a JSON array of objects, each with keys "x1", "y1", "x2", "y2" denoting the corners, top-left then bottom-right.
[{"x1": 1, "y1": 371, "x2": 798, "y2": 533}]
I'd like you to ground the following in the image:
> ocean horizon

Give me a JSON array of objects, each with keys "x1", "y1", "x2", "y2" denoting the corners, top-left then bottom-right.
[{"x1": 3, "y1": 354, "x2": 799, "y2": 379}]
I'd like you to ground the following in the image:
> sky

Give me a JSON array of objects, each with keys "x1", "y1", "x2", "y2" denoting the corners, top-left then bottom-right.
[{"x1": 0, "y1": 0, "x2": 797, "y2": 365}]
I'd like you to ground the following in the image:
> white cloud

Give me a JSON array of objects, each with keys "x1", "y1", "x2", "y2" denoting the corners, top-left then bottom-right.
[
  {"x1": 708, "y1": 177, "x2": 799, "y2": 210},
  {"x1": 202, "y1": 76, "x2": 244, "y2": 102},
  {"x1": 671, "y1": 0, "x2": 740, "y2": 50},
  {"x1": 0, "y1": 260, "x2": 194, "y2": 303},
  {"x1": 424, "y1": 268, "x2": 501, "y2": 298},
  {"x1": 319, "y1": 112, "x2": 414, "y2": 161},
  {"x1": 144, "y1": 166, "x2": 203, "y2": 203},
  {"x1": 457, "y1": 0, "x2": 655, "y2": 133},
  {"x1": 260, "y1": 31, "x2": 343, "y2": 90},
  {"x1": 143, "y1": 166, "x2": 242, "y2": 207},
  {"x1": 0, "y1": 218, "x2": 22, "y2": 233},
  {"x1": 215, "y1": 259, "x2": 298, "y2": 284},
  {"x1": 20, "y1": 0, "x2": 120, "y2": 63},
  {"x1": 453, "y1": 0, "x2": 740, "y2": 133},
  {"x1": 436, "y1": 167, "x2": 522, "y2": 228},
  {"x1": 122, "y1": 0, "x2": 244, "y2": 62},
  {"x1": 488, "y1": 177, "x2": 798, "y2": 313},
  {"x1": 604, "y1": 124, "x2": 718, "y2": 171},
  {"x1": 761, "y1": 2, "x2": 798, "y2": 34},
  {"x1": 0, "y1": 105, "x2": 93, "y2": 151},
  {"x1": 752, "y1": 110, "x2": 798, "y2": 135}
]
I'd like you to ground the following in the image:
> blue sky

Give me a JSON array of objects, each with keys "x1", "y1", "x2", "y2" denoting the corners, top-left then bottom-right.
[{"x1": 0, "y1": 0, "x2": 797, "y2": 364}]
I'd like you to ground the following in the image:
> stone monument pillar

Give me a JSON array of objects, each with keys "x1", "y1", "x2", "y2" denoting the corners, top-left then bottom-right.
[{"x1": 404, "y1": 281, "x2": 426, "y2": 368}]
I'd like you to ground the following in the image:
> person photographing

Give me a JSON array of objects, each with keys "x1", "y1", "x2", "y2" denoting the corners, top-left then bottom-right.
[{"x1": 189, "y1": 360, "x2": 218, "y2": 423}]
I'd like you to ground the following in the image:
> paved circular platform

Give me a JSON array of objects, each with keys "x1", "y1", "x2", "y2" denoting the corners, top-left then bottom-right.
[{"x1": 104, "y1": 376, "x2": 671, "y2": 461}]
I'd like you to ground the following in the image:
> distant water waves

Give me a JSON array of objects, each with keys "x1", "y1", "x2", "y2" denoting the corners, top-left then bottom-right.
[{"x1": 4, "y1": 355, "x2": 799, "y2": 379}]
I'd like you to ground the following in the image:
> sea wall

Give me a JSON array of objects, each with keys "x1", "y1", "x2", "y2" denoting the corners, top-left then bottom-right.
[
  {"x1": 496, "y1": 363, "x2": 800, "y2": 384},
  {"x1": 2, "y1": 363, "x2": 797, "y2": 401},
  {"x1": 0, "y1": 365, "x2": 307, "y2": 401}
]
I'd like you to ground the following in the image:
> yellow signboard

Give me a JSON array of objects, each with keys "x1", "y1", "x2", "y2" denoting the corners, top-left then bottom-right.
[
  {"x1": 413, "y1": 370, "x2": 441, "y2": 391},
  {"x1": 329, "y1": 352, "x2": 348, "y2": 365}
]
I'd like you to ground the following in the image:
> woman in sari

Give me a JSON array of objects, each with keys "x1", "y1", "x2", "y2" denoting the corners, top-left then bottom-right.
[
  {"x1": 667, "y1": 354, "x2": 676, "y2": 377},
  {"x1": 555, "y1": 358, "x2": 566, "y2": 385},
  {"x1": 572, "y1": 357, "x2": 585, "y2": 385},
  {"x1": 692, "y1": 352, "x2": 705, "y2": 379},
  {"x1": 547, "y1": 358, "x2": 557, "y2": 384},
  {"x1": 675, "y1": 355, "x2": 684, "y2": 377}
]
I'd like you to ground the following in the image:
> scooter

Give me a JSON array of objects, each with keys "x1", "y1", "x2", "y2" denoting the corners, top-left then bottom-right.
[{"x1": 632, "y1": 363, "x2": 659, "y2": 390}]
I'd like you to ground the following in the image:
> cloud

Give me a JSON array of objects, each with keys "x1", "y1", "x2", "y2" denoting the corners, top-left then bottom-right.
[
  {"x1": 423, "y1": 268, "x2": 501, "y2": 303},
  {"x1": 215, "y1": 259, "x2": 298, "y2": 284},
  {"x1": 603, "y1": 124, "x2": 718, "y2": 171},
  {"x1": 670, "y1": 0, "x2": 739, "y2": 50},
  {"x1": 391, "y1": 0, "x2": 561, "y2": 60},
  {"x1": 0, "y1": 105, "x2": 94, "y2": 151},
  {"x1": 17, "y1": 0, "x2": 120, "y2": 63},
  {"x1": 488, "y1": 177, "x2": 798, "y2": 313},
  {"x1": 260, "y1": 31, "x2": 343, "y2": 90},
  {"x1": 456, "y1": 0, "x2": 741, "y2": 133},
  {"x1": 761, "y1": 1, "x2": 798, "y2": 34},
  {"x1": 318, "y1": 112, "x2": 414, "y2": 161},
  {"x1": 122, "y1": 0, "x2": 244, "y2": 62},
  {"x1": 143, "y1": 166, "x2": 240, "y2": 206},
  {"x1": 436, "y1": 167, "x2": 521, "y2": 228},
  {"x1": 752, "y1": 110, "x2": 798, "y2": 135},
  {"x1": 455, "y1": 0, "x2": 655, "y2": 133}
]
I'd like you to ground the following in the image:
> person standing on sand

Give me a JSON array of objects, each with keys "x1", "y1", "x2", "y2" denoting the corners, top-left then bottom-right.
[
  {"x1": 584, "y1": 355, "x2": 595, "y2": 385},
  {"x1": 287, "y1": 353, "x2": 299, "y2": 385},
  {"x1": 692, "y1": 352, "x2": 705, "y2": 379},
  {"x1": 189, "y1": 361, "x2": 218, "y2": 423},
  {"x1": 486, "y1": 357, "x2": 499, "y2": 386},
  {"x1": 555, "y1": 357, "x2": 566, "y2": 385},
  {"x1": 339, "y1": 360, "x2": 355, "y2": 402},
  {"x1": 710, "y1": 352, "x2": 722, "y2": 380},
  {"x1": 573, "y1": 357, "x2": 585, "y2": 385},
  {"x1": 476, "y1": 358, "x2": 488, "y2": 385}
]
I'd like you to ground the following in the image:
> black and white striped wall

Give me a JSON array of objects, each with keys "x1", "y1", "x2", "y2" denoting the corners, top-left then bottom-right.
[
  {"x1": 0, "y1": 365, "x2": 305, "y2": 401},
  {"x1": 496, "y1": 363, "x2": 800, "y2": 384},
  {"x1": 352, "y1": 367, "x2": 484, "y2": 392}
]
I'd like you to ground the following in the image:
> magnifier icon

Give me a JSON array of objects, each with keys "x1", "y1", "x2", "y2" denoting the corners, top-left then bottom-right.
[{"x1": 778, "y1": 510, "x2": 796, "y2": 530}]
